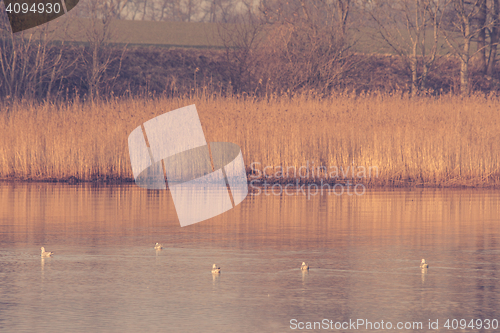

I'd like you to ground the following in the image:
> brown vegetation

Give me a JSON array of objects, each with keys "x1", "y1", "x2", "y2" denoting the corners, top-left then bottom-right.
[
  {"x1": 3, "y1": 43, "x2": 500, "y2": 101},
  {"x1": 1, "y1": 93, "x2": 499, "y2": 187}
]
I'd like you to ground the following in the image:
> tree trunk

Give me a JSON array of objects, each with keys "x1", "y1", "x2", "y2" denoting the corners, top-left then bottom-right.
[
  {"x1": 142, "y1": 0, "x2": 148, "y2": 20},
  {"x1": 421, "y1": 63, "x2": 429, "y2": 91},
  {"x1": 187, "y1": 0, "x2": 193, "y2": 22},
  {"x1": 411, "y1": 39, "x2": 419, "y2": 96},
  {"x1": 411, "y1": 0, "x2": 421, "y2": 96},
  {"x1": 456, "y1": 0, "x2": 472, "y2": 94},
  {"x1": 476, "y1": 0, "x2": 487, "y2": 74},
  {"x1": 461, "y1": 33, "x2": 471, "y2": 94},
  {"x1": 487, "y1": 0, "x2": 500, "y2": 76},
  {"x1": 337, "y1": 0, "x2": 350, "y2": 36},
  {"x1": 460, "y1": 57, "x2": 469, "y2": 94}
]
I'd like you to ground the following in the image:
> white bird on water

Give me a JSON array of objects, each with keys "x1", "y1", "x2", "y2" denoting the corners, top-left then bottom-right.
[
  {"x1": 301, "y1": 262, "x2": 309, "y2": 271},
  {"x1": 212, "y1": 264, "x2": 221, "y2": 274},
  {"x1": 40, "y1": 247, "x2": 53, "y2": 258},
  {"x1": 154, "y1": 243, "x2": 162, "y2": 250},
  {"x1": 420, "y1": 259, "x2": 429, "y2": 269}
]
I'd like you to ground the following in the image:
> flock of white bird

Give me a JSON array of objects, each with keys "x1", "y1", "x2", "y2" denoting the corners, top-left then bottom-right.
[{"x1": 40, "y1": 246, "x2": 430, "y2": 272}]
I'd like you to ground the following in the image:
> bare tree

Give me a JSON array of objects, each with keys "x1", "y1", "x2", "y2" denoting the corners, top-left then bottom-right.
[
  {"x1": 76, "y1": 0, "x2": 130, "y2": 19},
  {"x1": 442, "y1": 0, "x2": 482, "y2": 94},
  {"x1": 153, "y1": 0, "x2": 205, "y2": 22},
  {"x1": 74, "y1": 0, "x2": 127, "y2": 101},
  {"x1": 487, "y1": 0, "x2": 500, "y2": 76},
  {"x1": 258, "y1": 0, "x2": 356, "y2": 94},
  {"x1": 201, "y1": 0, "x2": 240, "y2": 22},
  {"x1": 471, "y1": 0, "x2": 500, "y2": 77},
  {"x1": 117, "y1": 0, "x2": 208, "y2": 22},
  {"x1": 420, "y1": 0, "x2": 448, "y2": 90},
  {"x1": 217, "y1": 0, "x2": 266, "y2": 92},
  {"x1": 436, "y1": 0, "x2": 500, "y2": 90},
  {"x1": 475, "y1": 0, "x2": 487, "y2": 73},
  {"x1": 338, "y1": 0, "x2": 351, "y2": 35},
  {"x1": 183, "y1": 0, "x2": 203, "y2": 21},
  {"x1": 369, "y1": 0, "x2": 450, "y2": 95},
  {"x1": 0, "y1": 3, "x2": 77, "y2": 100}
]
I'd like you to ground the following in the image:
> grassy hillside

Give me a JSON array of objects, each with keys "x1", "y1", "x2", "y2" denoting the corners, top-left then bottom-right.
[
  {"x1": 18, "y1": 17, "x2": 227, "y2": 48},
  {"x1": 13, "y1": 15, "x2": 462, "y2": 55}
]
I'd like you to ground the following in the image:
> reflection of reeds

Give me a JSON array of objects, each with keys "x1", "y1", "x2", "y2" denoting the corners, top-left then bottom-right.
[{"x1": 0, "y1": 93, "x2": 499, "y2": 186}]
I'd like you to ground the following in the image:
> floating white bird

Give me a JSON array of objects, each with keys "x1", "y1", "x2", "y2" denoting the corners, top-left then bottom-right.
[
  {"x1": 154, "y1": 243, "x2": 162, "y2": 250},
  {"x1": 212, "y1": 264, "x2": 221, "y2": 274},
  {"x1": 301, "y1": 262, "x2": 309, "y2": 271},
  {"x1": 40, "y1": 247, "x2": 53, "y2": 258},
  {"x1": 420, "y1": 259, "x2": 429, "y2": 269}
]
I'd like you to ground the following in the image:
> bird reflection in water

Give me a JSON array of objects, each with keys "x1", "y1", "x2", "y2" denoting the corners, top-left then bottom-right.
[
  {"x1": 301, "y1": 269, "x2": 309, "y2": 285},
  {"x1": 421, "y1": 268, "x2": 428, "y2": 283}
]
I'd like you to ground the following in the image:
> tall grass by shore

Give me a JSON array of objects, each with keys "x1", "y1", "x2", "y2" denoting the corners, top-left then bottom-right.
[{"x1": 0, "y1": 93, "x2": 499, "y2": 187}]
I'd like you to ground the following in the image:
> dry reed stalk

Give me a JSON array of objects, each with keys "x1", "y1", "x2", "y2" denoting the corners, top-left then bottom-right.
[{"x1": 0, "y1": 93, "x2": 499, "y2": 186}]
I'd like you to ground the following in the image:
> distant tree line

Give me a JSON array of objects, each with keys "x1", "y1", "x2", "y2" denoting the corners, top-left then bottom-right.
[
  {"x1": 2, "y1": 0, "x2": 500, "y2": 101},
  {"x1": 75, "y1": 0, "x2": 249, "y2": 22}
]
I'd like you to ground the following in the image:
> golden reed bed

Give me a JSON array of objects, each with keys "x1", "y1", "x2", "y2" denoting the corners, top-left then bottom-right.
[{"x1": 0, "y1": 93, "x2": 499, "y2": 187}]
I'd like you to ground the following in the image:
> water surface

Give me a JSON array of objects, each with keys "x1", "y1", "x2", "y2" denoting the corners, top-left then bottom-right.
[{"x1": 0, "y1": 183, "x2": 499, "y2": 332}]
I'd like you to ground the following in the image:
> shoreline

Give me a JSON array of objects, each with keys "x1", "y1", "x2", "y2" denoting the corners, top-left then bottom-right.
[{"x1": 1, "y1": 176, "x2": 498, "y2": 188}]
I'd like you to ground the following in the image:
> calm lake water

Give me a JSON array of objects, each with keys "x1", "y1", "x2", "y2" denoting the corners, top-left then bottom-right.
[{"x1": 0, "y1": 182, "x2": 499, "y2": 332}]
